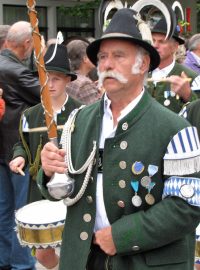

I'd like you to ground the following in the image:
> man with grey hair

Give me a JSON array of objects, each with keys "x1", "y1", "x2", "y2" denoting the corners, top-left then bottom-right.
[
  {"x1": 184, "y1": 33, "x2": 200, "y2": 74},
  {"x1": 0, "y1": 21, "x2": 40, "y2": 270},
  {"x1": 38, "y1": 8, "x2": 200, "y2": 270},
  {"x1": 66, "y1": 39, "x2": 102, "y2": 105}
]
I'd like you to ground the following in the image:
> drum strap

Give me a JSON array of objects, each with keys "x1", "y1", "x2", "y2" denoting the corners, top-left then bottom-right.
[{"x1": 19, "y1": 112, "x2": 43, "y2": 180}]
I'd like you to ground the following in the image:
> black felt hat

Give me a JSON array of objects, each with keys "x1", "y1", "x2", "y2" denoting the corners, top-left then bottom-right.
[
  {"x1": 152, "y1": 18, "x2": 185, "y2": 45},
  {"x1": 86, "y1": 8, "x2": 160, "y2": 71},
  {"x1": 44, "y1": 44, "x2": 77, "y2": 81}
]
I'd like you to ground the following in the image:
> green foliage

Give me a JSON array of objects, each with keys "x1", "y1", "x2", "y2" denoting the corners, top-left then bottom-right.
[
  {"x1": 59, "y1": 0, "x2": 100, "y2": 19},
  {"x1": 178, "y1": 19, "x2": 189, "y2": 28},
  {"x1": 177, "y1": 19, "x2": 191, "y2": 39}
]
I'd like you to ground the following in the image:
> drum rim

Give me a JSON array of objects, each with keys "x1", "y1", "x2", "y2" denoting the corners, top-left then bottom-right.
[{"x1": 15, "y1": 199, "x2": 67, "y2": 225}]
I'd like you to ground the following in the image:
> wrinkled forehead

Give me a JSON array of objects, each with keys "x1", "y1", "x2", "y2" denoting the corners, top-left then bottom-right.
[
  {"x1": 152, "y1": 32, "x2": 177, "y2": 44},
  {"x1": 47, "y1": 71, "x2": 68, "y2": 78},
  {"x1": 99, "y1": 38, "x2": 139, "y2": 53}
]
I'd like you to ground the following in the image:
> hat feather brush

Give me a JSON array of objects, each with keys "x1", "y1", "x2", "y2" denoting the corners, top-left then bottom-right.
[{"x1": 45, "y1": 31, "x2": 64, "y2": 64}]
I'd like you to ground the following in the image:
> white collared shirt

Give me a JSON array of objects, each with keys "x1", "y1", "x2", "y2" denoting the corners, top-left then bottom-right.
[
  {"x1": 94, "y1": 90, "x2": 144, "y2": 231},
  {"x1": 53, "y1": 95, "x2": 69, "y2": 122},
  {"x1": 151, "y1": 60, "x2": 175, "y2": 85}
]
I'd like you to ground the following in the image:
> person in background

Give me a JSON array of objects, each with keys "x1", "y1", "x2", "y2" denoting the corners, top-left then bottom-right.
[
  {"x1": 0, "y1": 21, "x2": 41, "y2": 270},
  {"x1": 184, "y1": 33, "x2": 200, "y2": 74},
  {"x1": 0, "y1": 25, "x2": 10, "y2": 122},
  {"x1": 175, "y1": 43, "x2": 186, "y2": 64},
  {"x1": 9, "y1": 43, "x2": 81, "y2": 270},
  {"x1": 0, "y1": 25, "x2": 10, "y2": 51},
  {"x1": 148, "y1": 16, "x2": 200, "y2": 113},
  {"x1": 66, "y1": 39, "x2": 102, "y2": 105},
  {"x1": 38, "y1": 8, "x2": 200, "y2": 270}
]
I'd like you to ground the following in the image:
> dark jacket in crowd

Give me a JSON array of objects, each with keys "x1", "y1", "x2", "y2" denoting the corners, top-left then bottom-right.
[{"x1": 0, "y1": 49, "x2": 40, "y2": 162}]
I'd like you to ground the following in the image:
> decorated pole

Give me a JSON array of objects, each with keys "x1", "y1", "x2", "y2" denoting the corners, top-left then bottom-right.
[{"x1": 26, "y1": 0, "x2": 58, "y2": 144}]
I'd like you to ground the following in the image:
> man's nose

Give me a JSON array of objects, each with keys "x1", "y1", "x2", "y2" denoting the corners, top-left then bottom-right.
[
  {"x1": 103, "y1": 55, "x2": 115, "y2": 70},
  {"x1": 48, "y1": 79, "x2": 53, "y2": 88},
  {"x1": 153, "y1": 40, "x2": 159, "y2": 49}
]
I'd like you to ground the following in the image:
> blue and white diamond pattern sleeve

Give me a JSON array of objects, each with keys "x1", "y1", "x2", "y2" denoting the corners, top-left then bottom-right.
[
  {"x1": 163, "y1": 126, "x2": 200, "y2": 175},
  {"x1": 162, "y1": 176, "x2": 200, "y2": 206}
]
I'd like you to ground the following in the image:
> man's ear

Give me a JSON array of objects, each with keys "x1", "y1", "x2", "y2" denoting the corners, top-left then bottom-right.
[
  {"x1": 24, "y1": 38, "x2": 32, "y2": 49},
  {"x1": 140, "y1": 54, "x2": 150, "y2": 74},
  {"x1": 65, "y1": 76, "x2": 71, "y2": 85},
  {"x1": 82, "y1": 55, "x2": 88, "y2": 63}
]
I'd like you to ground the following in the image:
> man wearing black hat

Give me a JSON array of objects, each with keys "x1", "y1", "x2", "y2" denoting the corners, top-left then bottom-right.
[
  {"x1": 38, "y1": 8, "x2": 200, "y2": 270},
  {"x1": 9, "y1": 44, "x2": 81, "y2": 270},
  {"x1": 148, "y1": 17, "x2": 200, "y2": 113}
]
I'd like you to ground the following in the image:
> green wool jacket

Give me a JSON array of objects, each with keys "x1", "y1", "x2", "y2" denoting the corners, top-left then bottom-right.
[
  {"x1": 148, "y1": 62, "x2": 198, "y2": 113},
  {"x1": 185, "y1": 99, "x2": 200, "y2": 136},
  {"x1": 38, "y1": 91, "x2": 200, "y2": 270},
  {"x1": 12, "y1": 96, "x2": 81, "y2": 203}
]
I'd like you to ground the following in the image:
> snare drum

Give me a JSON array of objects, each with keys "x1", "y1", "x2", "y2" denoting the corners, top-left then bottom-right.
[
  {"x1": 15, "y1": 199, "x2": 67, "y2": 248},
  {"x1": 195, "y1": 224, "x2": 200, "y2": 265}
]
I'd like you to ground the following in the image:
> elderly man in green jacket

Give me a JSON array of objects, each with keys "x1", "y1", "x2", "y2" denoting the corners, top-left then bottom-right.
[
  {"x1": 148, "y1": 17, "x2": 200, "y2": 113},
  {"x1": 38, "y1": 8, "x2": 200, "y2": 270}
]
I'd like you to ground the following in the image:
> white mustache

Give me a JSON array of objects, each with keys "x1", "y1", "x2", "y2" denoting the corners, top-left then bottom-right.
[{"x1": 98, "y1": 70, "x2": 128, "y2": 88}]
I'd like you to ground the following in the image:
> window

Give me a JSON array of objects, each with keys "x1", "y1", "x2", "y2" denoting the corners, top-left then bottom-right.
[
  {"x1": 3, "y1": 5, "x2": 48, "y2": 40},
  {"x1": 57, "y1": 7, "x2": 95, "y2": 41}
]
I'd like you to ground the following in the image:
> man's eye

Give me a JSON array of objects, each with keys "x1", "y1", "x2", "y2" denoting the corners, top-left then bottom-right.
[
  {"x1": 98, "y1": 54, "x2": 107, "y2": 60},
  {"x1": 114, "y1": 53, "x2": 124, "y2": 59}
]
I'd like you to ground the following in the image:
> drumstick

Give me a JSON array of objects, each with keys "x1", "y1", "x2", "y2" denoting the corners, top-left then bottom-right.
[
  {"x1": 16, "y1": 167, "x2": 25, "y2": 176},
  {"x1": 24, "y1": 125, "x2": 64, "y2": 133},
  {"x1": 147, "y1": 77, "x2": 192, "y2": 83}
]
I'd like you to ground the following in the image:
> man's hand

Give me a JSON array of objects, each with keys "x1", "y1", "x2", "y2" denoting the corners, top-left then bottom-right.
[
  {"x1": 167, "y1": 71, "x2": 191, "y2": 102},
  {"x1": 41, "y1": 142, "x2": 67, "y2": 177},
  {"x1": 9, "y1": 156, "x2": 25, "y2": 174},
  {"x1": 93, "y1": 226, "x2": 117, "y2": 256}
]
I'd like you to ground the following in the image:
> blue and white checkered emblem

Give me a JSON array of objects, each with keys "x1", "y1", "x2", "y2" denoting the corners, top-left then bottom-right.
[
  {"x1": 164, "y1": 126, "x2": 200, "y2": 160},
  {"x1": 163, "y1": 127, "x2": 200, "y2": 175}
]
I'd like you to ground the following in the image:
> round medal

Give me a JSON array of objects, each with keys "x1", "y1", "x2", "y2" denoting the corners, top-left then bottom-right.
[
  {"x1": 164, "y1": 99, "x2": 170, "y2": 106},
  {"x1": 180, "y1": 184, "x2": 194, "y2": 198},
  {"x1": 141, "y1": 176, "x2": 151, "y2": 188},
  {"x1": 132, "y1": 195, "x2": 142, "y2": 207},
  {"x1": 131, "y1": 161, "x2": 144, "y2": 175},
  {"x1": 170, "y1": 91, "x2": 176, "y2": 97},
  {"x1": 145, "y1": 193, "x2": 155, "y2": 205}
]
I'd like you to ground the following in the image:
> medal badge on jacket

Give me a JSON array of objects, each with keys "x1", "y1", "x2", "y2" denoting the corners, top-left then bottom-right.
[{"x1": 131, "y1": 162, "x2": 158, "y2": 207}]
